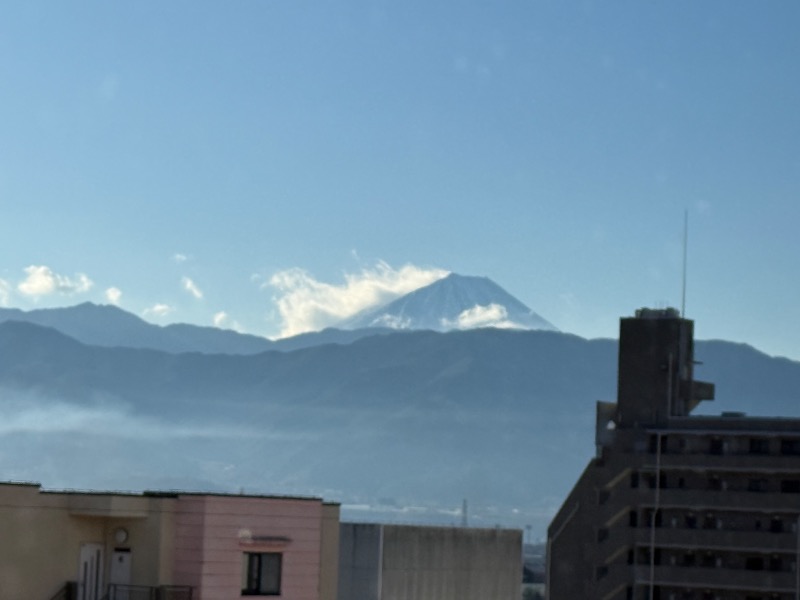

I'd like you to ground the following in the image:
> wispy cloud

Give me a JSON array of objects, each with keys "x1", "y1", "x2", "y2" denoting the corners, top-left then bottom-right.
[
  {"x1": 266, "y1": 262, "x2": 449, "y2": 338},
  {"x1": 0, "y1": 396, "x2": 271, "y2": 440},
  {"x1": 17, "y1": 265, "x2": 93, "y2": 298},
  {"x1": 212, "y1": 311, "x2": 243, "y2": 332},
  {"x1": 182, "y1": 277, "x2": 203, "y2": 300},
  {"x1": 143, "y1": 303, "x2": 173, "y2": 318},
  {"x1": 442, "y1": 303, "x2": 522, "y2": 330},
  {"x1": 0, "y1": 279, "x2": 10, "y2": 306},
  {"x1": 172, "y1": 253, "x2": 189, "y2": 264},
  {"x1": 105, "y1": 287, "x2": 122, "y2": 305}
]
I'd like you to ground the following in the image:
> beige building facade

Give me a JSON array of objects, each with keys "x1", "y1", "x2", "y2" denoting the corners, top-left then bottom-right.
[
  {"x1": 548, "y1": 308, "x2": 800, "y2": 600},
  {"x1": 0, "y1": 482, "x2": 339, "y2": 600}
]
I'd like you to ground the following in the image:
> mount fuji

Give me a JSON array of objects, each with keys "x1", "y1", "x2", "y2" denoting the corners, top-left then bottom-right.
[{"x1": 340, "y1": 273, "x2": 557, "y2": 332}]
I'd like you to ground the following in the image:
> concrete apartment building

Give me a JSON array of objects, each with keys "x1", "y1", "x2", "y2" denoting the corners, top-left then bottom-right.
[
  {"x1": 548, "y1": 308, "x2": 800, "y2": 600},
  {"x1": 338, "y1": 523, "x2": 522, "y2": 600}
]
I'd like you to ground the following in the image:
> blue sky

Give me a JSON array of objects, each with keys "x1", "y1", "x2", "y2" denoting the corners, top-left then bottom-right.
[{"x1": 1, "y1": 1, "x2": 799, "y2": 358}]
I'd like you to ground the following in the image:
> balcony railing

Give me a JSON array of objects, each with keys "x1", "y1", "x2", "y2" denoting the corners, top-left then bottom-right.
[
  {"x1": 104, "y1": 585, "x2": 193, "y2": 600},
  {"x1": 48, "y1": 582, "x2": 77, "y2": 600}
]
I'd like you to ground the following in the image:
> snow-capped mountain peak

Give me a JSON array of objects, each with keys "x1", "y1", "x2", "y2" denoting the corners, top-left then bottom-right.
[{"x1": 340, "y1": 273, "x2": 557, "y2": 332}]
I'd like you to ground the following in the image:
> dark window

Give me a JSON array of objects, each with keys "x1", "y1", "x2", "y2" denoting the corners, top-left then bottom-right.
[
  {"x1": 781, "y1": 480, "x2": 800, "y2": 493},
  {"x1": 629, "y1": 510, "x2": 638, "y2": 527},
  {"x1": 242, "y1": 552, "x2": 282, "y2": 596},
  {"x1": 646, "y1": 509, "x2": 662, "y2": 528},
  {"x1": 745, "y1": 556, "x2": 764, "y2": 570},
  {"x1": 630, "y1": 472, "x2": 639, "y2": 488},
  {"x1": 770, "y1": 518, "x2": 784, "y2": 533},
  {"x1": 781, "y1": 439, "x2": 800, "y2": 455},
  {"x1": 749, "y1": 438, "x2": 770, "y2": 454},
  {"x1": 709, "y1": 438, "x2": 723, "y2": 455},
  {"x1": 748, "y1": 478, "x2": 768, "y2": 492}
]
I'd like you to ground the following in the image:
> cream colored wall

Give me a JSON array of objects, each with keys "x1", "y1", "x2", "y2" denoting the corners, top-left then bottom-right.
[
  {"x1": 101, "y1": 497, "x2": 177, "y2": 587},
  {"x1": 0, "y1": 484, "x2": 104, "y2": 600},
  {"x1": 0, "y1": 483, "x2": 175, "y2": 600},
  {"x1": 319, "y1": 503, "x2": 340, "y2": 600}
]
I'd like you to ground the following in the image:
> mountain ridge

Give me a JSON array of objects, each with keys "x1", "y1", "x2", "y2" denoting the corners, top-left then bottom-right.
[{"x1": 1, "y1": 319, "x2": 799, "y2": 534}]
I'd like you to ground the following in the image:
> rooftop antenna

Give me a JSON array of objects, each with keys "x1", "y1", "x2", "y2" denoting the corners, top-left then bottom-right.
[{"x1": 681, "y1": 209, "x2": 688, "y2": 317}]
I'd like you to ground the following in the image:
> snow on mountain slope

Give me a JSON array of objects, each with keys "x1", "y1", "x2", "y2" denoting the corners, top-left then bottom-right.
[{"x1": 340, "y1": 273, "x2": 557, "y2": 332}]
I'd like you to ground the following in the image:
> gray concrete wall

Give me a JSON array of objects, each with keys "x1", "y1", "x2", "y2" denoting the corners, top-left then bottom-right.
[
  {"x1": 337, "y1": 523, "x2": 382, "y2": 600},
  {"x1": 380, "y1": 525, "x2": 522, "y2": 600}
]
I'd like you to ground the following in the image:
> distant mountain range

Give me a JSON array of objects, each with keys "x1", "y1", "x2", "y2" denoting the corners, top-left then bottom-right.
[
  {"x1": 0, "y1": 273, "x2": 556, "y2": 353},
  {"x1": 0, "y1": 307, "x2": 798, "y2": 535}
]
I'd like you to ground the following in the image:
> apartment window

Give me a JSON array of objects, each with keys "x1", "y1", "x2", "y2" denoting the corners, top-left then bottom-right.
[
  {"x1": 749, "y1": 438, "x2": 770, "y2": 455},
  {"x1": 242, "y1": 552, "x2": 282, "y2": 596},
  {"x1": 769, "y1": 555, "x2": 783, "y2": 571},
  {"x1": 709, "y1": 438, "x2": 723, "y2": 455},
  {"x1": 745, "y1": 556, "x2": 764, "y2": 571},
  {"x1": 781, "y1": 480, "x2": 800, "y2": 494},
  {"x1": 781, "y1": 439, "x2": 800, "y2": 455}
]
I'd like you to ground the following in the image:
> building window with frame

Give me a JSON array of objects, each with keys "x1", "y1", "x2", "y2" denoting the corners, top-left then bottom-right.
[{"x1": 242, "y1": 552, "x2": 282, "y2": 596}]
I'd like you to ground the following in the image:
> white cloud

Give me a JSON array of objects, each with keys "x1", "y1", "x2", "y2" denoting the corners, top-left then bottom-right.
[
  {"x1": 143, "y1": 303, "x2": 173, "y2": 318},
  {"x1": 213, "y1": 311, "x2": 243, "y2": 332},
  {"x1": 17, "y1": 265, "x2": 93, "y2": 297},
  {"x1": 370, "y1": 314, "x2": 411, "y2": 330},
  {"x1": 172, "y1": 253, "x2": 188, "y2": 264},
  {"x1": 182, "y1": 277, "x2": 203, "y2": 300},
  {"x1": 0, "y1": 279, "x2": 10, "y2": 306},
  {"x1": 105, "y1": 287, "x2": 122, "y2": 305},
  {"x1": 267, "y1": 261, "x2": 449, "y2": 338},
  {"x1": 442, "y1": 303, "x2": 523, "y2": 330}
]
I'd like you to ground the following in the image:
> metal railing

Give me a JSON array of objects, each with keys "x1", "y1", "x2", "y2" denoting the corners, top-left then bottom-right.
[
  {"x1": 105, "y1": 585, "x2": 193, "y2": 600},
  {"x1": 48, "y1": 582, "x2": 77, "y2": 600}
]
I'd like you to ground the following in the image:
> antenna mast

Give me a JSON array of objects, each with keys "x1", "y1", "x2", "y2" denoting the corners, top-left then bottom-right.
[{"x1": 681, "y1": 209, "x2": 688, "y2": 317}]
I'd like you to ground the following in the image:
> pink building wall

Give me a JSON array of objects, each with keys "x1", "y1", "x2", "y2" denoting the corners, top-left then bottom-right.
[{"x1": 173, "y1": 494, "x2": 324, "y2": 600}]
